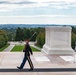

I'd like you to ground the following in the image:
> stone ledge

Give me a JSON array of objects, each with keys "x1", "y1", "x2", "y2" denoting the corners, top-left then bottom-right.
[{"x1": 42, "y1": 45, "x2": 74, "y2": 55}]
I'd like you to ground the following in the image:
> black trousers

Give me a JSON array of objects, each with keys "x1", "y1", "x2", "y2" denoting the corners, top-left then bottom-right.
[{"x1": 20, "y1": 55, "x2": 34, "y2": 69}]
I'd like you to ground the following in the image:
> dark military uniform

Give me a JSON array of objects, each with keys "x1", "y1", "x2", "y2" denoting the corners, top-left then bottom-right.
[{"x1": 19, "y1": 43, "x2": 34, "y2": 70}]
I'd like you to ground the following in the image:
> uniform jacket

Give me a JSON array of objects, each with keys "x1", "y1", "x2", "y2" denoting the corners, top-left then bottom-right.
[{"x1": 23, "y1": 43, "x2": 33, "y2": 56}]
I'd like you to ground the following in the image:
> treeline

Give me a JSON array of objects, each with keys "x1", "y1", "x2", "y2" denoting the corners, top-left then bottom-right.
[
  {"x1": 15, "y1": 27, "x2": 45, "y2": 41},
  {"x1": 1, "y1": 27, "x2": 45, "y2": 46},
  {"x1": 15, "y1": 27, "x2": 45, "y2": 47},
  {"x1": 0, "y1": 30, "x2": 8, "y2": 48},
  {"x1": 0, "y1": 26, "x2": 76, "y2": 49}
]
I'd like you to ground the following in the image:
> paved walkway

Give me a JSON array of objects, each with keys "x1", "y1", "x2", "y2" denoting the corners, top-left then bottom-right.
[
  {"x1": 0, "y1": 52, "x2": 76, "y2": 75},
  {"x1": 9, "y1": 41, "x2": 35, "y2": 45},
  {"x1": 31, "y1": 45, "x2": 41, "y2": 51},
  {"x1": 3, "y1": 45, "x2": 15, "y2": 52}
]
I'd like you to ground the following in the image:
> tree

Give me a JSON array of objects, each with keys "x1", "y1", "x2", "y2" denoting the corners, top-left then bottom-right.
[
  {"x1": 24, "y1": 28, "x2": 31, "y2": 40},
  {"x1": 15, "y1": 27, "x2": 24, "y2": 41},
  {"x1": 72, "y1": 26, "x2": 76, "y2": 34},
  {"x1": 71, "y1": 33, "x2": 76, "y2": 49},
  {"x1": 0, "y1": 30, "x2": 8, "y2": 48},
  {"x1": 36, "y1": 32, "x2": 45, "y2": 47},
  {"x1": 71, "y1": 26, "x2": 76, "y2": 49}
]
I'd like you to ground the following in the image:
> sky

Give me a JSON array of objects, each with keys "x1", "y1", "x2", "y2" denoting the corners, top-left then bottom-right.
[{"x1": 0, "y1": 0, "x2": 76, "y2": 25}]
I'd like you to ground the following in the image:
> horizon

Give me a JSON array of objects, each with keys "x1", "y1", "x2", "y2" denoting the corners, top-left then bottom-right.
[
  {"x1": 0, "y1": 24, "x2": 76, "y2": 26},
  {"x1": 0, "y1": 23, "x2": 76, "y2": 26},
  {"x1": 0, "y1": 0, "x2": 76, "y2": 25}
]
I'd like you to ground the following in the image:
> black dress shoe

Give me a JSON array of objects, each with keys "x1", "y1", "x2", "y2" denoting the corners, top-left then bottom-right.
[
  {"x1": 17, "y1": 66, "x2": 22, "y2": 70},
  {"x1": 28, "y1": 68, "x2": 33, "y2": 71}
]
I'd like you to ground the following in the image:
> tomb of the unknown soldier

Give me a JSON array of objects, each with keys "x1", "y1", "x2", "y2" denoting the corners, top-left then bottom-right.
[{"x1": 42, "y1": 26, "x2": 74, "y2": 55}]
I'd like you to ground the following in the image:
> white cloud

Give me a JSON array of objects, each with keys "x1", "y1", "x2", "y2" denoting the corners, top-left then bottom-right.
[
  {"x1": 0, "y1": 0, "x2": 75, "y2": 25},
  {"x1": 30, "y1": 0, "x2": 76, "y2": 9},
  {"x1": 0, "y1": 0, "x2": 76, "y2": 11},
  {"x1": 0, "y1": 14, "x2": 76, "y2": 18},
  {"x1": 0, "y1": 14, "x2": 76, "y2": 25},
  {"x1": 30, "y1": 0, "x2": 76, "y2": 3}
]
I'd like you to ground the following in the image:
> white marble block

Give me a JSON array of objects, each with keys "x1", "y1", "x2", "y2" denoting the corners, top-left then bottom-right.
[{"x1": 42, "y1": 26, "x2": 74, "y2": 55}]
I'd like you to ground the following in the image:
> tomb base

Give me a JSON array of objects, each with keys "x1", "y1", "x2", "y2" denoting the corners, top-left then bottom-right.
[{"x1": 42, "y1": 44, "x2": 74, "y2": 55}]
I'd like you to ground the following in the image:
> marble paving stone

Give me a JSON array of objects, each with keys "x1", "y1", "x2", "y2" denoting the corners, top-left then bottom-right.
[
  {"x1": 34, "y1": 56, "x2": 50, "y2": 62},
  {"x1": 38, "y1": 72, "x2": 69, "y2": 75},
  {"x1": 0, "y1": 73, "x2": 26, "y2": 75},
  {"x1": 60, "y1": 56, "x2": 76, "y2": 62},
  {"x1": 26, "y1": 72, "x2": 38, "y2": 75},
  {"x1": 0, "y1": 72, "x2": 75, "y2": 75}
]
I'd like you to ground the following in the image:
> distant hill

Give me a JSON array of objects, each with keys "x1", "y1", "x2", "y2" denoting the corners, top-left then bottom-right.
[{"x1": 0, "y1": 24, "x2": 76, "y2": 29}]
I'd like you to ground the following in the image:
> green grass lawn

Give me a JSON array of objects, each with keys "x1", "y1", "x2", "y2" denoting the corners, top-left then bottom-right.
[
  {"x1": 11, "y1": 45, "x2": 41, "y2": 52},
  {"x1": 31, "y1": 46, "x2": 41, "y2": 52},
  {"x1": 0, "y1": 44, "x2": 9, "y2": 52},
  {"x1": 11, "y1": 45, "x2": 24, "y2": 52}
]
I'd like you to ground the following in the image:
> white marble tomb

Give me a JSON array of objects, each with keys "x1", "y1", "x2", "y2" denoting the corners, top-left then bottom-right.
[{"x1": 42, "y1": 26, "x2": 74, "y2": 55}]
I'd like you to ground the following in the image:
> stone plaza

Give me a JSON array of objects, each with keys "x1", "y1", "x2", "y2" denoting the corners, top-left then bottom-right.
[{"x1": 0, "y1": 52, "x2": 76, "y2": 75}]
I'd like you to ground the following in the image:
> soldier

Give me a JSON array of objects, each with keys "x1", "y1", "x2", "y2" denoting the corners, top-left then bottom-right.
[{"x1": 17, "y1": 39, "x2": 34, "y2": 71}]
